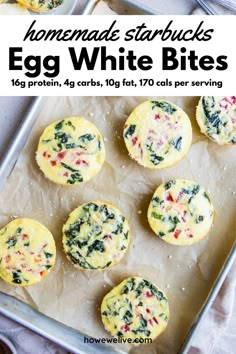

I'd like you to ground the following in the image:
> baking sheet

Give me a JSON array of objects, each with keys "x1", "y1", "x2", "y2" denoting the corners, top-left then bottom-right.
[
  {"x1": 93, "y1": 0, "x2": 197, "y2": 15},
  {"x1": 0, "y1": 96, "x2": 235, "y2": 354}
]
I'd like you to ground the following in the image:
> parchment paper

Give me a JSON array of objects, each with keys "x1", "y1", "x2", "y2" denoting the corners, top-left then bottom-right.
[{"x1": 0, "y1": 96, "x2": 235, "y2": 354}]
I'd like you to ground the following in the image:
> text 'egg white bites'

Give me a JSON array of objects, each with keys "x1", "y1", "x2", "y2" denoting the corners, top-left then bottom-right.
[
  {"x1": 62, "y1": 201, "x2": 130, "y2": 270},
  {"x1": 123, "y1": 100, "x2": 192, "y2": 169},
  {"x1": 101, "y1": 277, "x2": 169, "y2": 343},
  {"x1": 148, "y1": 179, "x2": 214, "y2": 246},
  {"x1": 196, "y1": 96, "x2": 236, "y2": 145},
  {"x1": 0, "y1": 218, "x2": 56, "y2": 286},
  {"x1": 36, "y1": 117, "x2": 105, "y2": 186}
]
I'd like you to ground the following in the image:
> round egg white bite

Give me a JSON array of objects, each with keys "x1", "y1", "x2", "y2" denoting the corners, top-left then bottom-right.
[
  {"x1": 147, "y1": 179, "x2": 215, "y2": 246},
  {"x1": 101, "y1": 277, "x2": 169, "y2": 344},
  {"x1": 123, "y1": 100, "x2": 192, "y2": 169},
  {"x1": 63, "y1": 201, "x2": 130, "y2": 270},
  {"x1": 196, "y1": 96, "x2": 236, "y2": 145},
  {"x1": 0, "y1": 218, "x2": 56, "y2": 287},
  {"x1": 36, "y1": 117, "x2": 105, "y2": 186}
]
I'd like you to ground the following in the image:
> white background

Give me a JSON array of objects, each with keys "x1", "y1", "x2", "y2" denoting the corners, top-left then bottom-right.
[{"x1": 0, "y1": 15, "x2": 235, "y2": 95}]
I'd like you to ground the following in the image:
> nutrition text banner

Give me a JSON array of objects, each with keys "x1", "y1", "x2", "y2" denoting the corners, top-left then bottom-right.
[{"x1": 0, "y1": 15, "x2": 235, "y2": 95}]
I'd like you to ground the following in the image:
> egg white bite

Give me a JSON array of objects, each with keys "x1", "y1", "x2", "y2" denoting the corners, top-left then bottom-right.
[
  {"x1": 148, "y1": 179, "x2": 215, "y2": 246},
  {"x1": 123, "y1": 100, "x2": 192, "y2": 169},
  {"x1": 63, "y1": 201, "x2": 130, "y2": 270},
  {"x1": 36, "y1": 117, "x2": 105, "y2": 186},
  {"x1": 0, "y1": 218, "x2": 56, "y2": 287},
  {"x1": 196, "y1": 96, "x2": 236, "y2": 145},
  {"x1": 101, "y1": 277, "x2": 169, "y2": 344}
]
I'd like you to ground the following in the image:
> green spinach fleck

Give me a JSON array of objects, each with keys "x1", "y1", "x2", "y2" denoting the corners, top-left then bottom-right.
[
  {"x1": 67, "y1": 251, "x2": 96, "y2": 269},
  {"x1": 140, "y1": 314, "x2": 147, "y2": 328},
  {"x1": 196, "y1": 215, "x2": 204, "y2": 224},
  {"x1": 78, "y1": 134, "x2": 95, "y2": 146},
  {"x1": 67, "y1": 172, "x2": 83, "y2": 184},
  {"x1": 124, "y1": 125, "x2": 136, "y2": 139},
  {"x1": 151, "y1": 212, "x2": 162, "y2": 220},
  {"x1": 168, "y1": 216, "x2": 180, "y2": 232},
  {"x1": 182, "y1": 184, "x2": 200, "y2": 203},
  {"x1": 123, "y1": 231, "x2": 129, "y2": 240},
  {"x1": 158, "y1": 232, "x2": 165, "y2": 238},
  {"x1": 143, "y1": 279, "x2": 166, "y2": 301},
  {"x1": 123, "y1": 310, "x2": 133, "y2": 325},
  {"x1": 44, "y1": 252, "x2": 53, "y2": 258},
  {"x1": 203, "y1": 192, "x2": 211, "y2": 203},
  {"x1": 6, "y1": 237, "x2": 17, "y2": 249},
  {"x1": 121, "y1": 278, "x2": 135, "y2": 294},
  {"x1": 65, "y1": 121, "x2": 75, "y2": 130},
  {"x1": 202, "y1": 96, "x2": 221, "y2": 132},
  {"x1": 112, "y1": 222, "x2": 123, "y2": 235},
  {"x1": 12, "y1": 270, "x2": 22, "y2": 284},
  {"x1": 150, "y1": 153, "x2": 164, "y2": 165},
  {"x1": 171, "y1": 136, "x2": 182, "y2": 151},
  {"x1": 159, "y1": 313, "x2": 168, "y2": 321},
  {"x1": 165, "y1": 180, "x2": 176, "y2": 190},
  {"x1": 152, "y1": 196, "x2": 160, "y2": 207},
  {"x1": 151, "y1": 101, "x2": 177, "y2": 115},
  {"x1": 87, "y1": 240, "x2": 105, "y2": 256},
  {"x1": 55, "y1": 120, "x2": 64, "y2": 131}
]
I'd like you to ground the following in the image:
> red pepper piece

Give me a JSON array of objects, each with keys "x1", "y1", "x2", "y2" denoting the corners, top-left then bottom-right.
[
  {"x1": 173, "y1": 229, "x2": 181, "y2": 239},
  {"x1": 76, "y1": 159, "x2": 88, "y2": 166},
  {"x1": 148, "y1": 319, "x2": 153, "y2": 326},
  {"x1": 153, "y1": 317, "x2": 159, "y2": 325},
  {"x1": 146, "y1": 308, "x2": 150, "y2": 314},
  {"x1": 181, "y1": 210, "x2": 187, "y2": 222},
  {"x1": 21, "y1": 234, "x2": 28, "y2": 240},
  {"x1": 230, "y1": 96, "x2": 236, "y2": 104},
  {"x1": 104, "y1": 235, "x2": 112, "y2": 240},
  {"x1": 63, "y1": 172, "x2": 69, "y2": 177},
  {"x1": 5, "y1": 255, "x2": 11, "y2": 263},
  {"x1": 121, "y1": 324, "x2": 130, "y2": 332},
  {"x1": 57, "y1": 151, "x2": 66, "y2": 159},
  {"x1": 145, "y1": 291, "x2": 153, "y2": 298},
  {"x1": 166, "y1": 192, "x2": 174, "y2": 202},
  {"x1": 176, "y1": 191, "x2": 183, "y2": 202},
  {"x1": 132, "y1": 136, "x2": 138, "y2": 146},
  {"x1": 43, "y1": 151, "x2": 51, "y2": 159},
  {"x1": 50, "y1": 160, "x2": 57, "y2": 166},
  {"x1": 138, "y1": 143, "x2": 143, "y2": 158}
]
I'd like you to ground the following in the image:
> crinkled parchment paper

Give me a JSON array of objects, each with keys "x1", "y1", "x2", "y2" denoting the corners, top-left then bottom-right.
[{"x1": 0, "y1": 96, "x2": 235, "y2": 354}]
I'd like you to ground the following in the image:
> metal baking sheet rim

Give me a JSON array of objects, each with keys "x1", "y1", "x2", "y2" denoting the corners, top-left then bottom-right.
[
  {"x1": 0, "y1": 96, "x2": 235, "y2": 354},
  {"x1": 81, "y1": 0, "x2": 160, "y2": 15}
]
